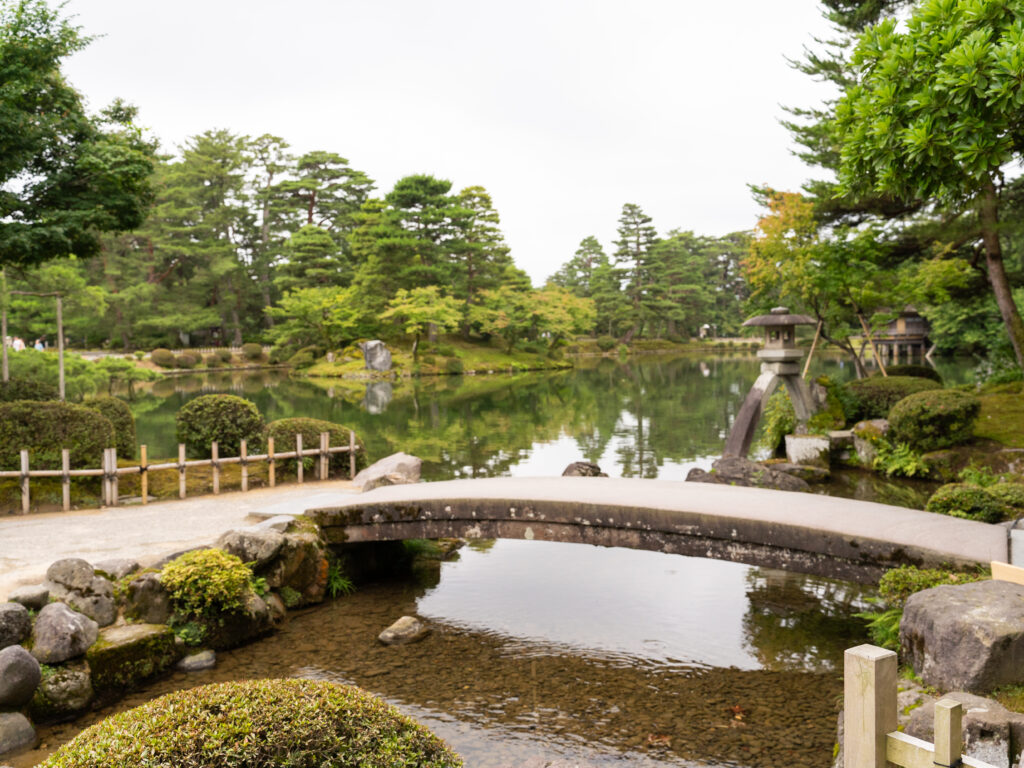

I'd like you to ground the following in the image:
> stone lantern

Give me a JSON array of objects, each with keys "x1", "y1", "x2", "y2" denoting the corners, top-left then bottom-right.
[
  {"x1": 742, "y1": 306, "x2": 817, "y2": 375},
  {"x1": 724, "y1": 306, "x2": 818, "y2": 457}
]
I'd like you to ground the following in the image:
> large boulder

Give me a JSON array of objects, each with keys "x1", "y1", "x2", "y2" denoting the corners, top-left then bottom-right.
[
  {"x1": 202, "y1": 592, "x2": 273, "y2": 651},
  {"x1": 123, "y1": 572, "x2": 171, "y2": 625},
  {"x1": 784, "y1": 434, "x2": 831, "y2": 467},
  {"x1": 93, "y1": 558, "x2": 140, "y2": 581},
  {"x1": 686, "y1": 456, "x2": 810, "y2": 492},
  {"x1": 378, "y1": 616, "x2": 430, "y2": 646},
  {"x1": 0, "y1": 713, "x2": 35, "y2": 757},
  {"x1": 216, "y1": 529, "x2": 286, "y2": 569},
  {"x1": 359, "y1": 340, "x2": 392, "y2": 372},
  {"x1": 562, "y1": 461, "x2": 608, "y2": 477},
  {"x1": 6, "y1": 585, "x2": 48, "y2": 611},
  {"x1": 29, "y1": 659, "x2": 92, "y2": 722},
  {"x1": 86, "y1": 624, "x2": 181, "y2": 701},
  {"x1": 0, "y1": 603, "x2": 31, "y2": 650},
  {"x1": 44, "y1": 559, "x2": 116, "y2": 627},
  {"x1": 31, "y1": 602, "x2": 99, "y2": 664},
  {"x1": 45, "y1": 558, "x2": 94, "y2": 592},
  {"x1": 852, "y1": 419, "x2": 889, "y2": 466},
  {"x1": 0, "y1": 645, "x2": 42, "y2": 707},
  {"x1": 901, "y1": 580, "x2": 1024, "y2": 693},
  {"x1": 262, "y1": 532, "x2": 328, "y2": 606},
  {"x1": 906, "y1": 691, "x2": 1024, "y2": 768},
  {"x1": 352, "y1": 452, "x2": 422, "y2": 492}
]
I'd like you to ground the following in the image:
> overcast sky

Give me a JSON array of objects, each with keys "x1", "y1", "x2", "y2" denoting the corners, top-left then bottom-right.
[{"x1": 63, "y1": 0, "x2": 837, "y2": 285}]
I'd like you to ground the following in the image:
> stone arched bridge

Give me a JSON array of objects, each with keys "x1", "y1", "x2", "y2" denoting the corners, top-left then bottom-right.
[{"x1": 306, "y1": 477, "x2": 1010, "y2": 582}]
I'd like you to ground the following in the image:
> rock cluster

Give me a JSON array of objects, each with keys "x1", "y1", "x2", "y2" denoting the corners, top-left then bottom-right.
[
  {"x1": 353, "y1": 452, "x2": 422, "y2": 491},
  {"x1": 44, "y1": 559, "x2": 117, "y2": 627},
  {"x1": 686, "y1": 456, "x2": 809, "y2": 492}
]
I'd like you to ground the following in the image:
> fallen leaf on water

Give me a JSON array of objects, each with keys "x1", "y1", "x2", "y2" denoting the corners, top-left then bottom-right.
[{"x1": 645, "y1": 733, "x2": 672, "y2": 747}]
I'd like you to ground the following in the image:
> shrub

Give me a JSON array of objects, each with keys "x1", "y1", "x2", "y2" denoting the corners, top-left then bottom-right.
[
  {"x1": 241, "y1": 342, "x2": 264, "y2": 361},
  {"x1": 133, "y1": 350, "x2": 145, "y2": 360},
  {"x1": 0, "y1": 378, "x2": 59, "y2": 402},
  {"x1": 204, "y1": 353, "x2": 222, "y2": 367},
  {"x1": 444, "y1": 357, "x2": 464, "y2": 374},
  {"x1": 161, "y1": 548, "x2": 256, "y2": 619},
  {"x1": 150, "y1": 348, "x2": 176, "y2": 368},
  {"x1": 596, "y1": 336, "x2": 617, "y2": 351},
  {"x1": 874, "y1": 364, "x2": 943, "y2": 383},
  {"x1": 265, "y1": 417, "x2": 368, "y2": 475},
  {"x1": 435, "y1": 343, "x2": 456, "y2": 357},
  {"x1": 84, "y1": 396, "x2": 136, "y2": 459},
  {"x1": 888, "y1": 389, "x2": 981, "y2": 451},
  {"x1": 807, "y1": 376, "x2": 847, "y2": 432},
  {"x1": 175, "y1": 394, "x2": 265, "y2": 458},
  {"x1": 421, "y1": 354, "x2": 437, "y2": 365},
  {"x1": 40, "y1": 678, "x2": 462, "y2": 768},
  {"x1": 871, "y1": 439, "x2": 929, "y2": 478},
  {"x1": 925, "y1": 483, "x2": 1007, "y2": 523},
  {"x1": 216, "y1": 348, "x2": 233, "y2": 363},
  {"x1": 842, "y1": 376, "x2": 942, "y2": 422},
  {"x1": 288, "y1": 346, "x2": 318, "y2": 369},
  {"x1": 0, "y1": 401, "x2": 114, "y2": 470},
  {"x1": 175, "y1": 353, "x2": 200, "y2": 369},
  {"x1": 989, "y1": 483, "x2": 1024, "y2": 518},
  {"x1": 759, "y1": 389, "x2": 795, "y2": 455}
]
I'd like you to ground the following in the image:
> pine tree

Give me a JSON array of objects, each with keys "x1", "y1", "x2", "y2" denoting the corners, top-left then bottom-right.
[{"x1": 613, "y1": 204, "x2": 660, "y2": 341}]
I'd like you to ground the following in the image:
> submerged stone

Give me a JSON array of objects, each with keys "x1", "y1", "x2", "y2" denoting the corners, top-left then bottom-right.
[
  {"x1": 378, "y1": 616, "x2": 430, "y2": 646},
  {"x1": 85, "y1": 624, "x2": 181, "y2": 700}
]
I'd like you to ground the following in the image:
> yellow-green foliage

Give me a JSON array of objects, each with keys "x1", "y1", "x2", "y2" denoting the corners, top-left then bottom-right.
[
  {"x1": 975, "y1": 383, "x2": 1024, "y2": 448},
  {"x1": 39, "y1": 679, "x2": 462, "y2": 768},
  {"x1": 160, "y1": 549, "x2": 255, "y2": 619},
  {"x1": 926, "y1": 483, "x2": 1007, "y2": 523}
]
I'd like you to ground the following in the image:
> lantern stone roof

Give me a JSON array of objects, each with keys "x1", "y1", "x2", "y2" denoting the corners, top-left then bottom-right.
[{"x1": 741, "y1": 306, "x2": 817, "y2": 327}]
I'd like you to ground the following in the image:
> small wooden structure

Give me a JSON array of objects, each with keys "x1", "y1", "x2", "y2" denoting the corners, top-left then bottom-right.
[{"x1": 860, "y1": 307, "x2": 931, "y2": 363}]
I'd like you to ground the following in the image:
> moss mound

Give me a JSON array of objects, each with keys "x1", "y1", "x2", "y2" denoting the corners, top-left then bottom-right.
[
  {"x1": 887, "y1": 388, "x2": 980, "y2": 451},
  {"x1": 925, "y1": 483, "x2": 1008, "y2": 523},
  {"x1": 84, "y1": 396, "x2": 136, "y2": 459},
  {"x1": 842, "y1": 376, "x2": 942, "y2": 422},
  {"x1": 989, "y1": 483, "x2": 1024, "y2": 518},
  {"x1": 40, "y1": 678, "x2": 462, "y2": 768},
  {"x1": 175, "y1": 394, "x2": 265, "y2": 458}
]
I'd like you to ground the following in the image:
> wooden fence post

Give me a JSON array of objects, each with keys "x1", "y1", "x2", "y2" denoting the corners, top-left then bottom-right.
[
  {"x1": 240, "y1": 440, "x2": 248, "y2": 492},
  {"x1": 110, "y1": 448, "x2": 118, "y2": 506},
  {"x1": 934, "y1": 699, "x2": 963, "y2": 768},
  {"x1": 178, "y1": 443, "x2": 186, "y2": 499},
  {"x1": 20, "y1": 449, "x2": 29, "y2": 514},
  {"x1": 211, "y1": 441, "x2": 220, "y2": 494},
  {"x1": 844, "y1": 644, "x2": 897, "y2": 768},
  {"x1": 61, "y1": 448, "x2": 70, "y2": 512},
  {"x1": 296, "y1": 433, "x2": 303, "y2": 484},
  {"x1": 319, "y1": 431, "x2": 329, "y2": 480},
  {"x1": 140, "y1": 445, "x2": 148, "y2": 505},
  {"x1": 349, "y1": 429, "x2": 356, "y2": 479},
  {"x1": 268, "y1": 437, "x2": 275, "y2": 488}
]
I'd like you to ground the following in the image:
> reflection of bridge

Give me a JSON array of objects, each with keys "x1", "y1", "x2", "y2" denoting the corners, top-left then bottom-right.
[{"x1": 307, "y1": 477, "x2": 1008, "y2": 583}]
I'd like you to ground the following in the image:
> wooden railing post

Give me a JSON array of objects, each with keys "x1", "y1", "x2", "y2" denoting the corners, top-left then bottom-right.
[
  {"x1": 240, "y1": 440, "x2": 248, "y2": 492},
  {"x1": 349, "y1": 429, "x2": 356, "y2": 479},
  {"x1": 934, "y1": 699, "x2": 963, "y2": 768},
  {"x1": 20, "y1": 449, "x2": 29, "y2": 514},
  {"x1": 268, "y1": 437, "x2": 275, "y2": 488},
  {"x1": 319, "y1": 431, "x2": 329, "y2": 480},
  {"x1": 296, "y1": 433, "x2": 303, "y2": 484},
  {"x1": 140, "y1": 444, "x2": 148, "y2": 504},
  {"x1": 178, "y1": 443, "x2": 186, "y2": 499},
  {"x1": 109, "y1": 448, "x2": 118, "y2": 506},
  {"x1": 844, "y1": 644, "x2": 897, "y2": 768},
  {"x1": 211, "y1": 441, "x2": 220, "y2": 494},
  {"x1": 61, "y1": 448, "x2": 70, "y2": 512}
]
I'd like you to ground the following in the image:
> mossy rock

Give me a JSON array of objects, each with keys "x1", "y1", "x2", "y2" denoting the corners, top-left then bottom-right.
[
  {"x1": 85, "y1": 624, "x2": 182, "y2": 701},
  {"x1": 30, "y1": 660, "x2": 94, "y2": 723},
  {"x1": 39, "y1": 678, "x2": 463, "y2": 767}
]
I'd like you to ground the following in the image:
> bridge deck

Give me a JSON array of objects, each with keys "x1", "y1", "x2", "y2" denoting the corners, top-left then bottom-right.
[{"x1": 308, "y1": 477, "x2": 1009, "y2": 581}]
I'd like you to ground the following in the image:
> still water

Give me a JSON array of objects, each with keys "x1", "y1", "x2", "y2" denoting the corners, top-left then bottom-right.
[{"x1": 17, "y1": 540, "x2": 874, "y2": 768}]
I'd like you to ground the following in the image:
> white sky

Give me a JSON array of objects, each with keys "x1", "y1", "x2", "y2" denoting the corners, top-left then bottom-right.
[{"x1": 63, "y1": 0, "x2": 837, "y2": 285}]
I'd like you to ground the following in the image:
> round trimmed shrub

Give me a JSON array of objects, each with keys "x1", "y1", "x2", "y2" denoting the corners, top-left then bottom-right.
[
  {"x1": 887, "y1": 389, "x2": 980, "y2": 451},
  {"x1": 0, "y1": 401, "x2": 114, "y2": 470},
  {"x1": 216, "y1": 348, "x2": 233, "y2": 363},
  {"x1": 842, "y1": 376, "x2": 942, "y2": 422},
  {"x1": 161, "y1": 548, "x2": 256, "y2": 619},
  {"x1": 241, "y1": 342, "x2": 264, "y2": 361},
  {"x1": 39, "y1": 678, "x2": 462, "y2": 768},
  {"x1": 990, "y1": 483, "x2": 1024, "y2": 518},
  {"x1": 288, "y1": 346, "x2": 318, "y2": 368},
  {"x1": 925, "y1": 483, "x2": 1007, "y2": 523},
  {"x1": 175, "y1": 353, "x2": 200, "y2": 369},
  {"x1": 175, "y1": 394, "x2": 265, "y2": 458},
  {"x1": 204, "y1": 353, "x2": 222, "y2": 367},
  {"x1": 265, "y1": 417, "x2": 368, "y2": 475},
  {"x1": 84, "y1": 396, "x2": 136, "y2": 459},
  {"x1": 150, "y1": 348, "x2": 176, "y2": 368},
  {"x1": 444, "y1": 357, "x2": 464, "y2": 374},
  {"x1": 596, "y1": 335, "x2": 617, "y2": 352},
  {"x1": 0, "y1": 377, "x2": 59, "y2": 402},
  {"x1": 873, "y1": 364, "x2": 943, "y2": 383},
  {"x1": 435, "y1": 343, "x2": 456, "y2": 357}
]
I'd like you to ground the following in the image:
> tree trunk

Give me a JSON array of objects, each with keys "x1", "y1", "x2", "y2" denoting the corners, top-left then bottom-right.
[{"x1": 980, "y1": 180, "x2": 1024, "y2": 369}]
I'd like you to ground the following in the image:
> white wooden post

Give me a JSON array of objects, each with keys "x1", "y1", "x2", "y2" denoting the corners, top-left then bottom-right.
[
  {"x1": 296, "y1": 433, "x2": 303, "y2": 484},
  {"x1": 844, "y1": 644, "x2": 897, "y2": 768},
  {"x1": 268, "y1": 437, "x2": 275, "y2": 488},
  {"x1": 240, "y1": 440, "x2": 248, "y2": 492},
  {"x1": 20, "y1": 449, "x2": 29, "y2": 514},
  {"x1": 211, "y1": 441, "x2": 220, "y2": 494},
  {"x1": 178, "y1": 443, "x2": 186, "y2": 499},
  {"x1": 61, "y1": 448, "x2": 70, "y2": 512}
]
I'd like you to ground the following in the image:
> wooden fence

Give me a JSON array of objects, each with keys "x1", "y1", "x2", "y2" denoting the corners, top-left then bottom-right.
[
  {"x1": 0, "y1": 431, "x2": 358, "y2": 514},
  {"x1": 845, "y1": 644, "x2": 996, "y2": 768}
]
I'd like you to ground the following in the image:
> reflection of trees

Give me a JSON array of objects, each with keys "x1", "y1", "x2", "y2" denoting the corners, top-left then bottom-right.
[{"x1": 741, "y1": 568, "x2": 874, "y2": 673}]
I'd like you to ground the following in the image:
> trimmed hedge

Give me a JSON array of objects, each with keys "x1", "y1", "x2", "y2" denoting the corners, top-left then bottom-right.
[
  {"x1": 873, "y1": 364, "x2": 943, "y2": 383},
  {"x1": 39, "y1": 678, "x2": 462, "y2": 768},
  {"x1": 216, "y1": 348, "x2": 233, "y2": 363},
  {"x1": 175, "y1": 353, "x2": 200, "y2": 369},
  {"x1": 176, "y1": 394, "x2": 265, "y2": 458},
  {"x1": 596, "y1": 335, "x2": 617, "y2": 351},
  {"x1": 0, "y1": 377, "x2": 59, "y2": 402},
  {"x1": 990, "y1": 484, "x2": 1024, "y2": 518},
  {"x1": 842, "y1": 376, "x2": 942, "y2": 422},
  {"x1": 887, "y1": 389, "x2": 980, "y2": 451},
  {"x1": 150, "y1": 348, "x2": 176, "y2": 368},
  {"x1": 241, "y1": 342, "x2": 263, "y2": 361},
  {"x1": 0, "y1": 401, "x2": 114, "y2": 470},
  {"x1": 85, "y1": 396, "x2": 136, "y2": 459},
  {"x1": 925, "y1": 483, "x2": 1007, "y2": 523},
  {"x1": 265, "y1": 418, "x2": 368, "y2": 475},
  {"x1": 204, "y1": 353, "x2": 222, "y2": 367}
]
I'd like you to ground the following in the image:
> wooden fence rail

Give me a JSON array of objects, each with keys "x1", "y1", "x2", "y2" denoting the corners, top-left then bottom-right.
[
  {"x1": 845, "y1": 644, "x2": 996, "y2": 768},
  {"x1": 0, "y1": 430, "x2": 358, "y2": 513}
]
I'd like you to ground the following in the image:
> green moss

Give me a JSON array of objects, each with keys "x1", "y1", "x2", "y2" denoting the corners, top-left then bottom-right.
[
  {"x1": 86, "y1": 626, "x2": 180, "y2": 697},
  {"x1": 161, "y1": 549, "x2": 256, "y2": 618},
  {"x1": 975, "y1": 389, "x2": 1024, "y2": 448},
  {"x1": 279, "y1": 586, "x2": 302, "y2": 608},
  {"x1": 926, "y1": 483, "x2": 1009, "y2": 523}
]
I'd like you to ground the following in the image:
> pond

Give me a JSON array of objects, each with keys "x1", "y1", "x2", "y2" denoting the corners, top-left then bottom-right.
[
  {"x1": 13, "y1": 540, "x2": 875, "y2": 768},
  {"x1": 129, "y1": 352, "x2": 967, "y2": 506}
]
